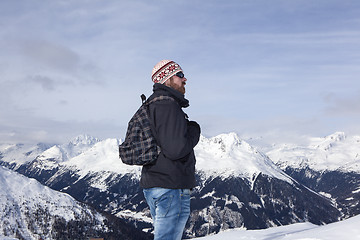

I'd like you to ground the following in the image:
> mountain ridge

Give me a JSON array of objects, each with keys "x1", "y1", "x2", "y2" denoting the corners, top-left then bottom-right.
[
  {"x1": 1, "y1": 131, "x2": 357, "y2": 238},
  {"x1": 267, "y1": 131, "x2": 360, "y2": 173},
  {"x1": 0, "y1": 166, "x2": 151, "y2": 240}
]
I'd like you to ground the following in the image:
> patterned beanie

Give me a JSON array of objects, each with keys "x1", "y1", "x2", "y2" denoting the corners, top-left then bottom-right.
[{"x1": 152, "y1": 60, "x2": 183, "y2": 84}]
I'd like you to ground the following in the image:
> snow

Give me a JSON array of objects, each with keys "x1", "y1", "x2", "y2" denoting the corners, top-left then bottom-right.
[
  {"x1": 0, "y1": 135, "x2": 100, "y2": 165},
  {"x1": 195, "y1": 215, "x2": 360, "y2": 240},
  {"x1": 0, "y1": 143, "x2": 49, "y2": 165},
  {"x1": 2, "y1": 132, "x2": 360, "y2": 239},
  {"x1": 267, "y1": 132, "x2": 360, "y2": 173},
  {"x1": 195, "y1": 133, "x2": 293, "y2": 184},
  {"x1": 0, "y1": 166, "x2": 105, "y2": 238},
  {"x1": 3, "y1": 132, "x2": 360, "y2": 180},
  {"x1": 37, "y1": 145, "x2": 65, "y2": 162},
  {"x1": 62, "y1": 132, "x2": 292, "y2": 185},
  {"x1": 0, "y1": 135, "x2": 142, "y2": 191},
  {"x1": 37, "y1": 134, "x2": 101, "y2": 162},
  {"x1": 63, "y1": 138, "x2": 142, "y2": 177},
  {"x1": 0, "y1": 166, "x2": 95, "y2": 221},
  {"x1": 61, "y1": 132, "x2": 290, "y2": 185},
  {"x1": 116, "y1": 210, "x2": 153, "y2": 223},
  {"x1": 1, "y1": 132, "x2": 294, "y2": 191},
  {"x1": 353, "y1": 188, "x2": 360, "y2": 194}
]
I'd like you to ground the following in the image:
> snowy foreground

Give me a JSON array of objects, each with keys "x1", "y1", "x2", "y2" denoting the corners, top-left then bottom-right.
[{"x1": 196, "y1": 215, "x2": 360, "y2": 240}]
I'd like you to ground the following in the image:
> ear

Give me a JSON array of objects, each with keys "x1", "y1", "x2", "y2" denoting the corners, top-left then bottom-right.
[{"x1": 164, "y1": 77, "x2": 173, "y2": 86}]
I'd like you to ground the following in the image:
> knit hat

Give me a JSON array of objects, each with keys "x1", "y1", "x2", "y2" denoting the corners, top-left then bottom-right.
[{"x1": 152, "y1": 60, "x2": 183, "y2": 84}]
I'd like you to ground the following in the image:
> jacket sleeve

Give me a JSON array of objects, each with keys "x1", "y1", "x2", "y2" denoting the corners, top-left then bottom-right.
[{"x1": 151, "y1": 101, "x2": 200, "y2": 160}]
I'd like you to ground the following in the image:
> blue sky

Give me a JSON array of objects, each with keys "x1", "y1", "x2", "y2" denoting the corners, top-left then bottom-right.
[{"x1": 0, "y1": 0, "x2": 360, "y2": 146}]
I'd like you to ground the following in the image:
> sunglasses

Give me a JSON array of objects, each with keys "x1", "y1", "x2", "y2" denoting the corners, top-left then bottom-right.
[{"x1": 175, "y1": 72, "x2": 185, "y2": 78}]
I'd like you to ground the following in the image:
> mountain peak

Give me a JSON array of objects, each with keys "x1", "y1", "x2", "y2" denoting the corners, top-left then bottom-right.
[
  {"x1": 312, "y1": 131, "x2": 346, "y2": 151},
  {"x1": 200, "y1": 132, "x2": 242, "y2": 154},
  {"x1": 35, "y1": 135, "x2": 101, "y2": 163},
  {"x1": 68, "y1": 134, "x2": 100, "y2": 146},
  {"x1": 327, "y1": 131, "x2": 346, "y2": 140},
  {"x1": 268, "y1": 131, "x2": 360, "y2": 172},
  {"x1": 196, "y1": 133, "x2": 292, "y2": 184}
]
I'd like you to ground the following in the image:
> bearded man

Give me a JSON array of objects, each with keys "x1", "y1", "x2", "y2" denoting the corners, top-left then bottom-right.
[{"x1": 141, "y1": 60, "x2": 201, "y2": 240}]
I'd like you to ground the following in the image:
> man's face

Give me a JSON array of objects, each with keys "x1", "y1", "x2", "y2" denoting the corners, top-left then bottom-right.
[{"x1": 166, "y1": 72, "x2": 187, "y2": 94}]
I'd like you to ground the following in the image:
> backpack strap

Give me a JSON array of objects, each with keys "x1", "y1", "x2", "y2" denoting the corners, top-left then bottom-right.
[
  {"x1": 147, "y1": 96, "x2": 175, "y2": 105},
  {"x1": 141, "y1": 94, "x2": 147, "y2": 104},
  {"x1": 140, "y1": 94, "x2": 175, "y2": 105},
  {"x1": 140, "y1": 94, "x2": 175, "y2": 152}
]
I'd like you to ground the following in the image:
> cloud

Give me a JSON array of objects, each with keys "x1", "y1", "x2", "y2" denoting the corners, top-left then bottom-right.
[
  {"x1": 1, "y1": 0, "x2": 360, "y2": 146},
  {"x1": 0, "y1": 38, "x2": 103, "y2": 99},
  {"x1": 324, "y1": 92, "x2": 360, "y2": 116},
  {"x1": 27, "y1": 75, "x2": 57, "y2": 91},
  {"x1": 0, "y1": 112, "x2": 123, "y2": 145},
  {"x1": 19, "y1": 39, "x2": 80, "y2": 71}
]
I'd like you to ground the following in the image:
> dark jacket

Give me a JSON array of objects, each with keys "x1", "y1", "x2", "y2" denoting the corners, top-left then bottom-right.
[{"x1": 140, "y1": 83, "x2": 201, "y2": 189}]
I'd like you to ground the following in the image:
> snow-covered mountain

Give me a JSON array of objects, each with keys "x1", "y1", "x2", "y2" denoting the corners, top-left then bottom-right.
[
  {"x1": 0, "y1": 142, "x2": 50, "y2": 166},
  {"x1": 0, "y1": 133, "x2": 344, "y2": 238},
  {"x1": 196, "y1": 133, "x2": 292, "y2": 183},
  {"x1": 37, "y1": 134, "x2": 101, "y2": 162},
  {"x1": 268, "y1": 132, "x2": 360, "y2": 172},
  {"x1": 0, "y1": 166, "x2": 151, "y2": 240},
  {"x1": 1, "y1": 133, "x2": 292, "y2": 182},
  {"x1": 0, "y1": 135, "x2": 99, "y2": 167},
  {"x1": 267, "y1": 131, "x2": 360, "y2": 218}
]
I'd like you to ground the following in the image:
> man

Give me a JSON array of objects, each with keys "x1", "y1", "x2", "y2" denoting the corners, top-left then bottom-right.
[{"x1": 141, "y1": 60, "x2": 201, "y2": 240}]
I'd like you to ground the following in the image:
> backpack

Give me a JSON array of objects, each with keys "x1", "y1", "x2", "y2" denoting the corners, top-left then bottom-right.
[{"x1": 119, "y1": 94, "x2": 175, "y2": 166}]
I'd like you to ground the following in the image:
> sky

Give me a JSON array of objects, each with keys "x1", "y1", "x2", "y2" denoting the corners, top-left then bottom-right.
[{"x1": 1, "y1": 0, "x2": 360, "y2": 146}]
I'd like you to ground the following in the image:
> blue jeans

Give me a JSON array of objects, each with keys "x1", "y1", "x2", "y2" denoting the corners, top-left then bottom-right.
[{"x1": 143, "y1": 188, "x2": 191, "y2": 240}]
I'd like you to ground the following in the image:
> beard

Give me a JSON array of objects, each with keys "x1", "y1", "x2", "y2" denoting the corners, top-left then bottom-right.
[{"x1": 167, "y1": 78, "x2": 186, "y2": 94}]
